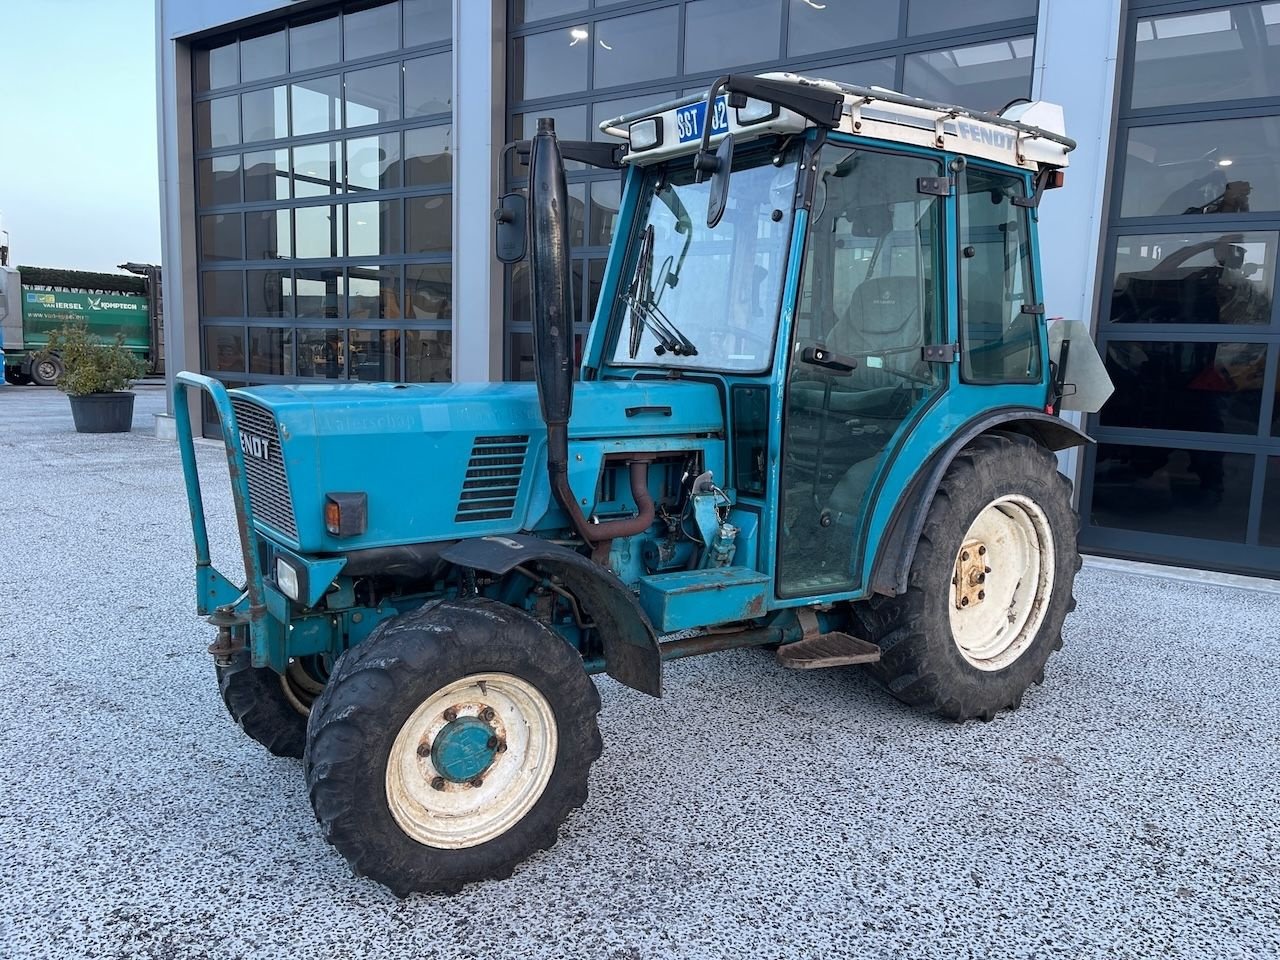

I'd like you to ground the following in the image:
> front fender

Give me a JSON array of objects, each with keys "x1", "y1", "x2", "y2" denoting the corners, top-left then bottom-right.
[{"x1": 440, "y1": 535, "x2": 663, "y2": 697}]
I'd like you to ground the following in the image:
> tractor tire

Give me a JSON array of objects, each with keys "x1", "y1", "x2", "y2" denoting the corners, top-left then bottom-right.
[
  {"x1": 215, "y1": 650, "x2": 311, "y2": 758},
  {"x1": 304, "y1": 597, "x2": 602, "y2": 896},
  {"x1": 30, "y1": 355, "x2": 63, "y2": 387},
  {"x1": 856, "y1": 433, "x2": 1080, "y2": 722}
]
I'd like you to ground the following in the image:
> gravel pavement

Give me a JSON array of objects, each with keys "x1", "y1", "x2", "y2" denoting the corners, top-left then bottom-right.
[{"x1": 1, "y1": 383, "x2": 1278, "y2": 959}]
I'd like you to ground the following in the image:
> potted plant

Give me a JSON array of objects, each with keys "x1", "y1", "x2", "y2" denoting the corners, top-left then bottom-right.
[{"x1": 38, "y1": 324, "x2": 145, "y2": 433}]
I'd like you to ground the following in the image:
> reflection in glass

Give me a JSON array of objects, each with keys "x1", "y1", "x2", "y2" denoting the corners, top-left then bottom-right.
[
  {"x1": 294, "y1": 206, "x2": 344, "y2": 259},
  {"x1": 197, "y1": 96, "x2": 240, "y2": 149},
  {"x1": 202, "y1": 272, "x2": 244, "y2": 317},
  {"x1": 247, "y1": 269, "x2": 290, "y2": 317},
  {"x1": 349, "y1": 266, "x2": 401, "y2": 319},
  {"x1": 591, "y1": 93, "x2": 676, "y2": 142},
  {"x1": 684, "y1": 0, "x2": 781, "y2": 74},
  {"x1": 515, "y1": 0, "x2": 587, "y2": 24},
  {"x1": 246, "y1": 210, "x2": 292, "y2": 260},
  {"x1": 293, "y1": 142, "x2": 341, "y2": 197},
  {"x1": 249, "y1": 326, "x2": 295, "y2": 375},
  {"x1": 295, "y1": 270, "x2": 345, "y2": 318},
  {"x1": 903, "y1": 36, "x2": 1034, "y2": 111},
  {"x1": 404, "y1": 53, "x2": 452, "y2": 118},
  {"x1": 291, "y1": 75, "x2": 341, "y2": 137},
  {"x1": 1261, "y1": 457, "x2": 1280, "y2": 545},
  {"x1": 349, "y1": 329, "x2": 400, "y2": 381},
  {"x1": 241, "y1": 86, "x2": 289, "y2": 143},
  {"x1": 512, "y1": 107, "x2": 587, "y2": 173},
  {"x1": 810, "y1": 58, "x2": 897, "y2": 91},
  {"x1": 344, "y1": 63, "x2": 400, "y2": 127},
  {"x1": 195, "y1": 43, "x2": 237, "y2": 91},
  {"x1": 406, "y1": 264, "x2": 452, "y2": 320},
  {"x1": 509, "y1": 332, "x2": 583, "y2": 380},
  {"x1": 201, "y1": 213, "x2": 243, "y2": 261},
  {"x1": 406, "y1": 329, "x2": 452, "y2": 381},
  {"x1": 407, "y1": 195, "x2": 452, "y2": 254},
  {"x1": 567, "y1": 183, "x2": 585, "y2": 248},
  {"x1": 199, "y1": 155, "x2": 241, "y2": 206},
  {"x1": 789, "y1": 0, "x2": 898, "y2": 56},
  {"x1": 348, "y1": 200, "x2": 402, "y2": 257},
  {"x1": 1111, "y1": 232, "x2": 1276, "y2": 325},
  {"x1": 296, "y1": 327, "x2": 345, "y2": 378},
  {"x1": 1089, "y1": 444, "x2": 1252, "y2": 542},
  {"x1": 346, "y1": 134, "x2": 401, "y2": 191},
  {"x1": 513, "y1": 27, "x2": 589, "y2": 101},
  {"x1": 587, "y1": 259, "x2": 605, "y2": 323},
  {"x1": 204, "y1": 325, "x2": 245, "y2": 373},
  {"x1": 594, "y1": 8, "x2": 678, "y2": 88},
  {"x1": 1101, "y1": 340, "x2": 1266, "y2": 435},
  {"x1": 907, "y1": 0, "x2": 1035, "y2": 35},
  {"x1": 344, "y1": 2, "x2": 399, "y2": 61},
  {"x1": 588, "y1": 181, "x2": 621, "y2": 246},
  {"x1": 290, "y1": 17, "x2": 339, "y2": 72},
  {"x1": 404, "y1": 0, "x2": 453, "y2": 47},
  {"x1": 241, "y1": 30, "x2": 286, "y2": 83},
  {"x1": 405, "y1": 125, "x2": 452, "y2": 186},
  {"x1": 243, "y1": 148, "x2": 290, "y2": 202},
  {"x1": 1121, "y1": 118, "x2": 1280, "y2": 217}
]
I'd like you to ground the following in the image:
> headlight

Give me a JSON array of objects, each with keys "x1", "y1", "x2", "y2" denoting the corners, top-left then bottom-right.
[
  {"x1": 275, "y1": 558, "x2": 300, "y2": 601},
  {"x1": 629, "y1": 117, "x2": 662, "y2": 152}
]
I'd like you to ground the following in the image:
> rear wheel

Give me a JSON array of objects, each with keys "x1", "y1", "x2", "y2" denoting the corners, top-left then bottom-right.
[
  {"x1": 30, "y1": 355, "x2": 63, "y2": 387},
  {"x1": 857, "y1": 433, "x2": 1080, "y2": 721},
  {"x1": 304, "y1": 597, "x2": 602, "y2": 896}
]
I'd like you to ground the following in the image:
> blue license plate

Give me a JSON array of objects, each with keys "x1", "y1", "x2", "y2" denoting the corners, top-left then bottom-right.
[{"x1": 675, "y1": 96, "x2": 730, "y2": 144}]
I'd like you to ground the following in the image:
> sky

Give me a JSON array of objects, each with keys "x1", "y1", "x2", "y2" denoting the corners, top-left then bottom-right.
[{"x1": 0, "y1": 0, "x2": 161, "y2": 274}]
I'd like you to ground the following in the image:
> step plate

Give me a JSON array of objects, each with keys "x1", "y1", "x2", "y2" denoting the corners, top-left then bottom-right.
[{"x1": 776, "y1": 631, "x2": 881, "y2": 670}]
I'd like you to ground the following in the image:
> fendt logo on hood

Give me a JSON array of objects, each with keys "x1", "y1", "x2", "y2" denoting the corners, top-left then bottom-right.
[{"x1": 240, "y1": 431, "x2": 272, "y2": 462}]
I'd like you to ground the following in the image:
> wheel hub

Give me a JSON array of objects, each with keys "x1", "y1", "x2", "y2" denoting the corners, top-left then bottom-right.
[{"x1": 429, "y1": 715, "x2": 499, "y2": 783}]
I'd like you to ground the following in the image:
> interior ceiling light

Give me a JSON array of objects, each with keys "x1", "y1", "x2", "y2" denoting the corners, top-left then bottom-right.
[
  {"x1": 802, "y1": 0, "x2": 827, "y2": 8},
  {"x1": 1218, "y1": 159, "x2": 1234, "y2": 166},
  {"x1": 569, "y1": 27, "x2": 588, "y2": 45},
  {"x1": 599, "y1": 39, "x2": 613, "y2": 50}
]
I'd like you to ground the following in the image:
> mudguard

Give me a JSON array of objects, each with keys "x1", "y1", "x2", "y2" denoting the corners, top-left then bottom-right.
[
  {"x1": 868, "y1": 409, "x2": 1091, "y2": 598},
  {"x1": 440, "y1": 535, "x2": 663, "y2": 697}
]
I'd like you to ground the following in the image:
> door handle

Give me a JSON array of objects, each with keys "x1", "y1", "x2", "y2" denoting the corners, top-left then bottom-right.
[
  {"x1": 625, "y1": 405, "x2": 673, "y2": 417},
  {"x1": 800, "y1": 345, "x2": 858, "y2": 373}
]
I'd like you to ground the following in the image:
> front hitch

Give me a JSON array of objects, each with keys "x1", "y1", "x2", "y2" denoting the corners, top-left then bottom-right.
[{"x1": 207, "y1": 605, "x2": 248, "y2": 667}]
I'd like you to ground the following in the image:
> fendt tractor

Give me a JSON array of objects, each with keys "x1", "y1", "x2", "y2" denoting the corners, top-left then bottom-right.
[{"x1": 176, "y1": 74, "x2": 1113, "y2": 895}]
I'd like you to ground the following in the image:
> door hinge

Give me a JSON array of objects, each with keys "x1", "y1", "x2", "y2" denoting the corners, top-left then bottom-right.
[
  {"x1": 917, "y1": 176, "x2": 952, "y2": 197},
  {"x1": 922, "y1": 343, "x2": 959, "y2": 363},
  {"x1": 1020, "y1": 303, "x2": 1046, "y2": 315}
]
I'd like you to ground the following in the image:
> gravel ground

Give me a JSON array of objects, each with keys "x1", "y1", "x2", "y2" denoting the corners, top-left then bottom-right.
[{"x1": 1, "y1": 383, "x2": 1278, "y2": 960}]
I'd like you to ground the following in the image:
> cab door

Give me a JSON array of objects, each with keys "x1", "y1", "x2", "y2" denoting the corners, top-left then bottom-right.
[{"x1": 776, "y1": 142, "x2": 948, "y2": 598}]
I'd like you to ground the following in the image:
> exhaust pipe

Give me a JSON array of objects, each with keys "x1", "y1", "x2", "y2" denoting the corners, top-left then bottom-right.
[{"x1": 527, "y1": 118, "x2": 653, "y2": 544}]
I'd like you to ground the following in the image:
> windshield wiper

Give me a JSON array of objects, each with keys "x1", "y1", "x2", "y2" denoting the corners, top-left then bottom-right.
[{"x1": 625, "y1": 225, "x2": 698, "y2": 359}]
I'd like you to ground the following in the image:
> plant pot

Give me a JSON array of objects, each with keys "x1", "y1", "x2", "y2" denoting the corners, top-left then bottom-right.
[{"x1": 69, "y1": 391, "x2": 136, "y2": 433}]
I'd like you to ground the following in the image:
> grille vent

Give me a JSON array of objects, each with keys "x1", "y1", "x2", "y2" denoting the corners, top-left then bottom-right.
[
  {"x1": 229, "y1": 397, "x2": 299, "y2": 539},
  {"x1": 455, "y1": 435, "x2": 529, "y2": 523}
]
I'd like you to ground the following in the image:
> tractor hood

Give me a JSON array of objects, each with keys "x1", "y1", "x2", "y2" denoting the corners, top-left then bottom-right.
[{"x1": 226, "y1": 378, "x2": 724, "y2": 551}]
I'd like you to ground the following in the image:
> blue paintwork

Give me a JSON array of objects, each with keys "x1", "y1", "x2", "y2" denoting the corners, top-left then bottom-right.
[
  {"x1": 637, "y1": 566, "x2": 771, "y2": 633},
  {"x1": 432, "y1": 717, "x2": 498, "y2": 782}
]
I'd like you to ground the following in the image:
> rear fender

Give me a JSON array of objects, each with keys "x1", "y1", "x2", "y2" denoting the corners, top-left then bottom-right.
[
  {"x1": 868, "y1": 409, "x2": 1091, "y2": 598},
  {"x1": 440, "y1": 535, "x2": 663, "y2": 697}
]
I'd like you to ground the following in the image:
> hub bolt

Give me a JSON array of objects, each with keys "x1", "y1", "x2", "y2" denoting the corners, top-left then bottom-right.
[
  {"x1": 978, "y1": 545, "x2": 987, "y2": 556},
  {"x1": 480, "y1": 707, "x2": 496, "y2": 722},
  {"x1": 961, "y1": 551, "x2": 970, "y2": 562},
  {"x1": 430, "y1": 777, "x2": 446, "y2": 791},
  {"x1": 417, "y1": 742, "x2": 431, "y2": 758},
  {"x1": 978, "y1": 590, "x2": 986, "y2": 600},
  {"x1": 443, "y1": 707, "x2": 458, "y2": 722},
  {"x1": 960, "y1": 597, "x2": 970, "y2": 607},
  {"x1": 469, "y1": 776, "x2": 485, "y2": 788},
  {"x1": 487, "y1": 735, "x2": 500, "y2": 750}
]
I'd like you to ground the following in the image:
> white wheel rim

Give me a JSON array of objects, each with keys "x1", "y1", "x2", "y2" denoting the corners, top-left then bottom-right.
[
  {"x1": 385, "y1": 673, "x2": 557, "y2": 850},
  {"x1": 948, "y1": 494, "x2": 1055, "y2": 672}
]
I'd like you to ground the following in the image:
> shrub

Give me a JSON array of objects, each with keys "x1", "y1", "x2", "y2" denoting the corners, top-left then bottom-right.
[{"x1": 38, "y1": 324, "x2": 145, "y2": 396}]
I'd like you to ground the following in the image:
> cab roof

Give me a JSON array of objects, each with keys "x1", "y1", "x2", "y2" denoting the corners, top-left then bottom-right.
[{"x1": 599, "y1": 72, "x2": 1074, "y2": 174}]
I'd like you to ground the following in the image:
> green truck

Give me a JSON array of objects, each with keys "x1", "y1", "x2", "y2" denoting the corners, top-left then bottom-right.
[{"x1": 1, "y1": 265, "x2": 157, "y2": 385}]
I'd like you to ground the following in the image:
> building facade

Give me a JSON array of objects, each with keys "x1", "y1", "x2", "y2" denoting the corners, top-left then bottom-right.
[{"x1": 156, "y1": 0, "x2": 1280, "y2": 579}]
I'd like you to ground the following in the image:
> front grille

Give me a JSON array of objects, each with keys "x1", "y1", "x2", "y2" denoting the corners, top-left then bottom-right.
[
  {"x1": 229, "y1": 397, "x2": 299, "y2": 539},
  {"x1": 455, "y1": 435, "x2": 529, "y2": 523}
]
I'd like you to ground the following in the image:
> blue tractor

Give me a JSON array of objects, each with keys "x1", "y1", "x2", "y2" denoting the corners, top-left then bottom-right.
[{"x1": 176, "y1": 74, "x2": 1111, "y2": 895}]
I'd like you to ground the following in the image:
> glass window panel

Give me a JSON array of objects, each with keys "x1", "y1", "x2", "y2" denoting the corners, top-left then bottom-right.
[
  {"x1": 1120, "y1": 118, "x2": 1280, "y2": 218},
  {"x1": 348, "y1": 265, "x2": 401, "y2": 319},
  {"x1": 591, "y1": 93, "x2": 677, "y2": 142},
  {"x1": 1261, "y1": 457, "x2": 1280, "y2": 545},
  {"x1": 903, "y1": 36, "x2": 1033, "y2": 111},
  {"x1": 290, "y1": 16, "x2": 339, "y2": 72},
  {"x1": 509, "y1": 331, "x2": 535, "y2": 380},
  {"x1": 349, "y1": 329, "x2": 401, "y2": 381},
  {"x1": 201, "y1": 213, "x2": 243, "y2": 262},
  {"x1": 406, "y1": 264, "x2": 452, "y2": 320},
  {"x1": 195, "y1": 43, "x2": 237, "y2": 91},
  {"x1": 588, "y1": 180, "x2": 621, "y2": 246},
  {"x1": 344, "y1": 2, "x2": 399, "y2": 61},
  {"x1": 243, "y1": 149, "x2": 291, "y2": 202},
  {"x1": 202, "y1": 272, "x2": 243, "y2": 317},
  {"x1": 586, "y1": 259, "x2": 606, "y2": 323},
  {"x1": 247, "y1": 269, "x2": 291, "y2": 317},
  {"x1": 515, "y1": 0, "x2": 587, "y2": 24},
  {"x1": 204, "y1": 325, "x2": 245, "y2": 373},
  {"x1": 404, "y1": 0, "x2": 452, "y2": 47},
  {"x1": 294, "y1": 205, "x2": 345, "y2": 258},
  {"x1": 1089, "y1": 444, "x2": 1253, "y2": 542},
  {"x1": 404, "y1": 125, "x2": 452, "y2": 186},
  {"x1": 510, "y1": 262, "x2": 531, "y2": 327},
  {"x1": 296, "y1": 327, "x2": 346, "y2": 377},
  {"x1": 567, "y1": 183, "x2": 585, "y2": 248},
  {"x1": 807, "y1": 57, "x2": 896, "y2": 90},
  {"x1": 1110, "y1": 232, "x2": 1276, "y2": 325},
  {"x1": 907, "y1": 0, "x2": 1036, "y2": 35},
  {"x1": 789, "y1": 0, "x2": 899, "y2": 56},
  {"x1": 512, "y1": 107, "x2": 587, "y2": 173},
  {"x1": 513, "y1": 26, "x2": 589, "y2": 101},
  {"x1": 343, "y1": 133, "x2": 400, "y2": 193},
  {"x1": 291, "y1": 75, "x2": 341, "y2": 137},
  {"x1": 241, "y1": 30, "x2": 287, "y2": 83},
  {"x1": 1100, "y1": 340, "x2": 1266, "y2": 435},
  {"x1": 197, "y1": 95, "x2": 239, "y2": 149},
  {"x1": 571, "y1": 260, "x2": 584, "y2": 327},
  {"x1": 293, "y1": 142, "x2": 341, "y2": 197},
  {"x1": 241, "y1": 86, "x2": 289, "y2": 143},
  {"x1": 345, "y1": 63, "x2": 400, "y2": 127},
  {"x1": 246, "y1": 210, "x2": 293, "y2": 261},
  {"x1": 406, "y1": 329, "x2": 452, "y2": 381},
  {"x1": 594, "y1": 8, "x2": 678, "y2": 89},
  {"x1": 407, "y1": 195, "x2": 452, "y2": 254},
  {"x1": 249, "y1": 326, "x2": 295, "y2": 376},
  {"x1": 347, "y1": 200, "x2": 402, "y2": 257},
  {"x1": 1132, "y1": 5, "x2": 1280, "y2": 110},
  {"x1": 198, "y1": 155, "x2": 241, "y2": 206},
  {"x1": 404, "y1": 53, "x2": 452, "y2": 118},
  {"x1": 294, "y1": 270, "x2": 346, "y2": 318},
  {"x1": 684, "y1": 0, "x2": 782, "y2": 74}
]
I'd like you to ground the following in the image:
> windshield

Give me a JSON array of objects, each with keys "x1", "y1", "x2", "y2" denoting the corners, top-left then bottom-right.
[{"x1": 610, "y1": 143, "x2": 800, "y2": 373}]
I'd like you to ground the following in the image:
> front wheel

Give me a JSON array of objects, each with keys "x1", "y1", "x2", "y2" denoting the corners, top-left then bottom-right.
[
  {"x1": 858, "y1": 433, "x2": 1080, "y2": 721},
  {"x1": 304, "y1": 597, "x2": 602, "y2": 895}
]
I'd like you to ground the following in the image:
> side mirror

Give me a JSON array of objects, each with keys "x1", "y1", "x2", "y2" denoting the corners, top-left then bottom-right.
[
  {"x1": 706, "y1": 134, "x2": 735, "y2": 229},
  {"x1": 494, "y1": 193, "x2": 527, "y2": 263}
]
